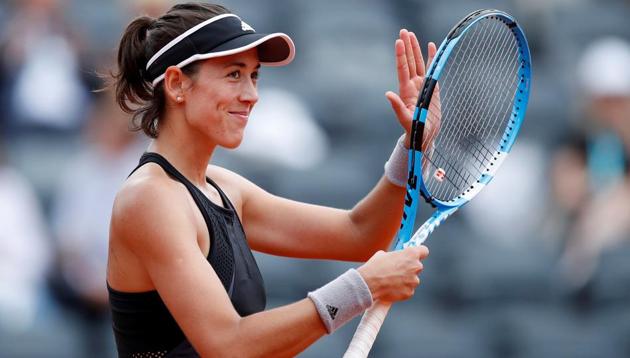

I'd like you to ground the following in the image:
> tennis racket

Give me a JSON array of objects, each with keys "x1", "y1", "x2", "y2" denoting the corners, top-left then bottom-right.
[{"x1": 344, "y1": 9, "x2": 531, "y2": 357}]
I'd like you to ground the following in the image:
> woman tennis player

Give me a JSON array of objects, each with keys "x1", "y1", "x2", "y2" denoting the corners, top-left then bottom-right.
[{"x1": 107, "y1": 2, "x2": 435, "y2": 357}]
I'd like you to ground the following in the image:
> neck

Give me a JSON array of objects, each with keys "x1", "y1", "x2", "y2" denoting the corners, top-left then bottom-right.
[{"x1": 148, "y1": 112, "x2": 216, "y2": 187}]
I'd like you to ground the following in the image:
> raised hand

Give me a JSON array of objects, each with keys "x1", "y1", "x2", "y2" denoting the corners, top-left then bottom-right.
[{"x1": 386, "y1": 30, "x2": 438, "y2": 150}]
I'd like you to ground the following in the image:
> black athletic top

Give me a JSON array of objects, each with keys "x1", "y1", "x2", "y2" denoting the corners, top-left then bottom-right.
[{"x1": 108, "y1": 152, "x2": 266, "y2": 358}]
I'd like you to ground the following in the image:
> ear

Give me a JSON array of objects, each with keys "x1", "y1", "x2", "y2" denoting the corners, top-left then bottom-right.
[{"x1": 163, "y1": 66, "x2": 187, "y2": 104}]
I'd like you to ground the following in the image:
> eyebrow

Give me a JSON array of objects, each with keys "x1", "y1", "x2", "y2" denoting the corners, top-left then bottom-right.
[{"x1": 224, "y1": 62, "x2": 261, "y2": 69}]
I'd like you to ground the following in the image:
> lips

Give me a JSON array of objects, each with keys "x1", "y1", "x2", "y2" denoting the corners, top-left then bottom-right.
[{"x1": 228, "y1": 111, "x2": 249, "y2": 123}]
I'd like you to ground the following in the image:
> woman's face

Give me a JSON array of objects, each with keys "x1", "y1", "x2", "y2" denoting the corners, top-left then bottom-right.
[{"x1": 182, "y1": 48, "x2": 260, "y2": 148}]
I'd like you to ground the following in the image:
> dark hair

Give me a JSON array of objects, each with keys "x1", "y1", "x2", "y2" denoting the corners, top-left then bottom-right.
[{"x1": 113, "y1": 3, "x2": 230, "y2": 138}]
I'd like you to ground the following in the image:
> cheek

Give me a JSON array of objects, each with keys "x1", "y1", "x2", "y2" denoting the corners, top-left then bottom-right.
[{"x1": 187, "y1": 92, "x2": 219, "y2": 120}]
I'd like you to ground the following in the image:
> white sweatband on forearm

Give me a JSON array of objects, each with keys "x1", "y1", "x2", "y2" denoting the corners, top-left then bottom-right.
[
  {"x1": 384, "y1": 134, "x2": 409, "y2": 187},
  {"x1": 307, "y1": 268, "x2": 373, "y2": 334}
]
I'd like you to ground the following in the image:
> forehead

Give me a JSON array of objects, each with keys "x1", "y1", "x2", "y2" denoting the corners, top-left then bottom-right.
[{"x1": 202, "y1": 48, "x2": 260, "y2": 69}]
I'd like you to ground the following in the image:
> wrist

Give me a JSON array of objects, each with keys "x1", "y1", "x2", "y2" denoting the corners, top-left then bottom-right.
[
  {"x1": 307, "y1": 269, "x2": 373, "y2": 334},
  {"x1": 356, "y1": 266, "x2": 381, "y2": 302},
  {"x1": 384, "y1": 134, "x2": 409, "y2": 187},
  {"x1": 403, "y1": 132, "x2": 411, "y2": 149}
]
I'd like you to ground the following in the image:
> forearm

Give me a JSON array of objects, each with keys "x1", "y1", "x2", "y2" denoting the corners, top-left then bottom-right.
[
  {"x1": 348, "y1": 175, "x2": 406, "y2": 259},
  {"x1": 218, "y1": 299, "x2": 326, "y2": 357},
  {"x1": 240, "y1": 136, "x2": 408, "y2": 261}
]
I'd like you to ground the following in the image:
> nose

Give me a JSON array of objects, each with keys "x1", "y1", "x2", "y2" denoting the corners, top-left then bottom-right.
[{"x1": 239, "y1": 78, "x2": 259, "y2": 105}]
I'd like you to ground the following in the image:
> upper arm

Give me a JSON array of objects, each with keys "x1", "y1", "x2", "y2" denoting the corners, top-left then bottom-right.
[
  {"x1": 111, "y1": 179, "x2": 240, "y2": 354},
  {"x1": 213, "y1": 168, "x2": 370, "y2": 261},
  {"x1": 247, "y1": 190, "x2": 360, "y2": 260}
]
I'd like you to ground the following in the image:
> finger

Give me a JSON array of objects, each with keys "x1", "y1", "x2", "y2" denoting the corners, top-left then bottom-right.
[
  {"x1": 402, "y1": 246, "x2": 424, "y2": 260},
  {"x1": 407, "y1": 245, "x2": 429, "y2": 259},
  {"x1": 386, "y1": 91, "x2": 412, "y2": 133},
  {"x1": 394, "y1": 39, "x2": 410, "y2": 85},
  {"x1": 409, "y1": 32, "x2": 425, "y2": 77},
  {"x1": 401, "y1": 29, "x2": 417, "y2": 78},
  {"x1": 417, "y1": 245, "x2": 430, "y2": 259},
  {"x1": 426, "y1": 42, "x2": 437, "y2": 72},
  {"x1": 413, "y1": 261, "x2": 424, "y2": 275}
]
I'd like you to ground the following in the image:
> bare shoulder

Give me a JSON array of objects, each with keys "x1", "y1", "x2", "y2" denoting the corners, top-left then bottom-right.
[
  {"x1": 113, "y1": 165, "x2": 186, "y2": 223},
  {"x1": 205, "y1": 164, "x2": 265, "y2": 208},
  {"x1": 111, "y1": 164, "x2": 197, "y2": 254},
  {"x1": 205, "y1": 164, "x2": 253, "y2": 188}
]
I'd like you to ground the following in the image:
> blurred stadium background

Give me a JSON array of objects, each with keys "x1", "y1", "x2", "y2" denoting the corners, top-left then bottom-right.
[{"x1": 1, "y1": 0, "x2": 630, "y2": 357}]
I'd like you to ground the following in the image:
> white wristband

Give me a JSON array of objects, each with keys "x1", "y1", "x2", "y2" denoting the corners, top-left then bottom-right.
[
  {"x1": 307, "y1": 269, "x2": 373, "y2": 334},
  {"x1": 384, "y1": 134, "x2": 409, "y2": 187}
]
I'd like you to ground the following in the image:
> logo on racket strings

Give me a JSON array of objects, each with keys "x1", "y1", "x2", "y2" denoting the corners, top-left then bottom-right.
[{"x1": 434, "y1": 168, "x2": 446, "y2": 182}]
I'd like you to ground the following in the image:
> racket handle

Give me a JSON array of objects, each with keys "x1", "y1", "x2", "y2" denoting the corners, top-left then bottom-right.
[{"x1": 343, "y1": 301, "x2": 392, "y2": 358}]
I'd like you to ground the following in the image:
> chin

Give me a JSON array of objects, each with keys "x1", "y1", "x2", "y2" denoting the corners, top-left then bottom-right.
[{"x1": 221, "y1": 136, "x2": 244, "y2": 150}]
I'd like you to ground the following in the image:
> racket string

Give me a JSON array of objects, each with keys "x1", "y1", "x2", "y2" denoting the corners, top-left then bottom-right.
[
  {"x1": 462, "y1": 26, "x2": 517, "y2": 147},
  {"x1": 432, "y1": 21, "x2": 491, "y2": 154},
  {"x1": 423, "y1": 148, "x2": 474, "y2": 190},
  {"x1": 423, "y1": 18, "x2": 522, "y2": 201},
  {"x1": 430, "y1": 21, "x2": 501, "y2": 186},
  {"x1": 428, "y1": 20, "x2": 501, "y2": 198},
  {"x1": 481, "y1": 33, "x2": 521, "y2": 145},
  {"x1": 454, "y1": 32, "x2": 518, "y2": 174},
  {"x1": 424, "y1": 22, "x2": 489, "y2": 199},
  {"x1": 440, "y1": 20, "x2": 511, "y2": 156}
]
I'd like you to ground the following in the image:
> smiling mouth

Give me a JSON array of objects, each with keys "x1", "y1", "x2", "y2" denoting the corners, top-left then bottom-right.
[{"x1": 229, "y1": 111, "x2": 249, "y2": 120}]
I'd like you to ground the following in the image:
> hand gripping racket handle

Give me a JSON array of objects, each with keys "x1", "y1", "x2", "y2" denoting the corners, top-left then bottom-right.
[
  {"x1": 343, "y1": 302, "x2": 391, "y2": 358},
  {"x1": 343, "y1": 207, "x2": 458, "y2": 357},
  {"x1": 341, "y1": 225, "x2": 433, "y2": 358}
]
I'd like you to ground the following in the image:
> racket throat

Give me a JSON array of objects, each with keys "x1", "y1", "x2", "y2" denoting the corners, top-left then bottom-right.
[{"x1": 399, "y1": 207, "x2": 459, "y2": 249}]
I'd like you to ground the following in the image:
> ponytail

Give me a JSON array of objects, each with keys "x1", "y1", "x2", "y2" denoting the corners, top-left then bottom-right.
[
  {"x1": 114, "y1": 16, "x2": 162, "y2": 137},
  {"x1": 116, "y1": 16, "x2": 153, "y2": 111}
]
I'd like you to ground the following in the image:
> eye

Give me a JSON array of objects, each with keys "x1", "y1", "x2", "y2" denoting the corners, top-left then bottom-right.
[
  {"x1": 228, "y1": 70, "x2": 241, "y2": 79},
  {"x1": 251, "y1": 71, "x2": 259, "y2": 81}
]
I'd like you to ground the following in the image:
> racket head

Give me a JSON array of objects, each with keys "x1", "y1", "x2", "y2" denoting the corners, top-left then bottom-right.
[
  {"x1": 395, "y1": 9, "x2": 531, "y2": 249},
  {"x1": 414, "y1": 9, "x2": 531, "y2": 210}
]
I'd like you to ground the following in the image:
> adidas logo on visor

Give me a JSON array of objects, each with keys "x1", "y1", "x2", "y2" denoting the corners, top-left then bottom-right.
[{"x1": 241, "y1": 21, "x2": 254, "y2": 32}]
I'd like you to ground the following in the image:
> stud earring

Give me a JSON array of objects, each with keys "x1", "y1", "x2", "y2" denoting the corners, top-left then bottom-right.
[{"x1": 176, "y1": 96, "x2": 183, "y2": 103}]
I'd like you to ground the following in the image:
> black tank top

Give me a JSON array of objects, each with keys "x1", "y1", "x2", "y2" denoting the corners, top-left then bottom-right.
[{"x1": 108, "y1": 152, "x2": 266, "y2": 357}]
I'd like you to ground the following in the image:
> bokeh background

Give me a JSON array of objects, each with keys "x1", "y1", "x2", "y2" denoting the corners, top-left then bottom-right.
[{"x1": 1, "y1": 0, "x2": 630, "y2": 357}]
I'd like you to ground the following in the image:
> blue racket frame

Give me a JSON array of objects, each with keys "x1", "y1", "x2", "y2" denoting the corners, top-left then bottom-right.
[{"x1": 394, "y1": 9, "x2": 531, "y2": 250}]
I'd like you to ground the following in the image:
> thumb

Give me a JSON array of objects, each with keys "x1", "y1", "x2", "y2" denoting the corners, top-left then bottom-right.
[{"x1": 385, "y1": 91, "x2": 412, "y2": 133}]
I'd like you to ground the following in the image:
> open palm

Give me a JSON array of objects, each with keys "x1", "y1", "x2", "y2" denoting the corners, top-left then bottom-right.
[{"x1": 386, "y1": 30, "x2": 438, "y2": 150}]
